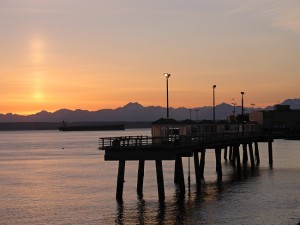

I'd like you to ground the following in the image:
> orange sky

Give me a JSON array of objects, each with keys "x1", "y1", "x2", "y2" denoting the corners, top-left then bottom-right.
[{"x1": 1, "y1": 1, "x2": 300, "y2": 115}]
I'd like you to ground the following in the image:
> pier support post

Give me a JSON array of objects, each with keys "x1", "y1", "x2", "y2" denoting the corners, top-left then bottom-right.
[
  {"x1": 215, "y1": 148, "x2": 222, "y2": 178},
  {"x1": 199, "y1": 149, "x2": 206, "y2": 180},
  {"x1": 174, "y1": 158, "x2": 179, "y2": 184},
  {"x1": 231, "y1": 146, "x2": 236, "y2": 168},
  {"x1": 229, "y1": 146, "x2": 233, "y2": 162},
  {"x1": 193, "y1": 151, "x2": 201, "y2": 187},
  {"x1": 248, "y1": 142, "x2": 255, "y2": 169},
  {"x1": 254, "y1": 142, "x2": 260, "y2": 165},
  {"x1": 268, "y1": 139, "x2": 273, "y2": 167},
  {"x1": 175, "y1": 156, "x2": 185, "y2": 194},
  {"x1": 116, "y1": 160, "x2": 126, "y2": 201},
  {"x1": 224, "y1": 146, "x2": 228, "y2": 160},
  {"x1": 242, "y1": 143, "x2": 248, "y2": 165},
  {"x1": 156, "y1": 160, "x2": 165, "y2": 202},
  {"x1": 234, "y1": 145, "x2": 241, "y2": 174},
  {"x1": 137, "y1": 160, "x2": 145, "y2": 197}
]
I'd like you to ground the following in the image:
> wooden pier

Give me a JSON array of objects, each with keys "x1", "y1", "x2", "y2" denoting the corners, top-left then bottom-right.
[{"x1": 99, "y1": 131, "x2": 273, "y2": 202}]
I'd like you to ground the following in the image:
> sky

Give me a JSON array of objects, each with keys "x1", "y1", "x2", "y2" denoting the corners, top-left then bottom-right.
[{"x1": 1, "y1": 0, "x2": 300, "y2": 115}]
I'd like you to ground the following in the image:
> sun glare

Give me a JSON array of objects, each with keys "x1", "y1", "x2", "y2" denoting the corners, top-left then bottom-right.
[{"x1": 33, "y1": 92, "x2": 44, "y2": 101}]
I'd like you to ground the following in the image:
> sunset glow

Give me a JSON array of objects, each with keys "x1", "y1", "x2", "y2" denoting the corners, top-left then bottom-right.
[{"x1": 1, "y1": 0, "x2": 299, "y2": 115}]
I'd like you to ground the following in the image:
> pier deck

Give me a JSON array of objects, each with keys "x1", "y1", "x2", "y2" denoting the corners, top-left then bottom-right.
[{"x1": 98, "y1": 131, "x2": 273, "y2": 201}]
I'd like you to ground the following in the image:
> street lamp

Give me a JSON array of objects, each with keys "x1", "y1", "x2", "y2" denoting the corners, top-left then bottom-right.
[
  {"x1": 251, "y1": 103, "x2": 255, "y2": 112},
  {"x1": 241, "y1": 92, "x2": 245, "y2": 120},
  {"x1": 164, "y1": 73, "x2": 171, "y2": 118},
  {"x1": 213, "y1": 85, "x2": 216, "y2": 123},
  {"x1": 195, "y1": 108, "x2": 199, "y2": 121},
  {"x1": 232, "y1": 98, "x2": 236, "y2": 116}
]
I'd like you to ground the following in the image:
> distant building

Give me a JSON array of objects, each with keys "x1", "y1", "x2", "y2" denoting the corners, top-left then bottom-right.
[
  {"x1": 151, "y1": 118, "x2": 260, "y2": 141},
  {"x1": 249, "y1": 105, "x2": 300, "y2": 130}
]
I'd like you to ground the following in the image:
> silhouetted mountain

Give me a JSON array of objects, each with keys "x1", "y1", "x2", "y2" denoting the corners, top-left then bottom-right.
[
  {"x1": 264, "y1": 98, "x2": 300, "y2": 110},
  {"x1": 0, "y1": 98, "x2": 299, "y2": 123},
  {"x1": 282, "y1": 98, "x2": 300, "y2": 109}
]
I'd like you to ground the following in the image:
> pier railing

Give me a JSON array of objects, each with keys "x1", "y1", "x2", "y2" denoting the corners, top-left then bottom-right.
[{"x1": 98, "y1": 131, "x2": 265, "y2": 150}]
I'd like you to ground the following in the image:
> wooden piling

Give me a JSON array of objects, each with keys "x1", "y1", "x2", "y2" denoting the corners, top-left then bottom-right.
[
  {"x1": 193, "y1": 151, "x2": 201, "y2": 187},
  {"x1": 155, "y1": 160, "x2": 165, "y2": 202},
  {"x1": 231, "y1": 146, "x2": 236, "y2": 168},
  {"x1": 215, "y1": 148, "x2": 222, "y2": 178},
  {"x1": 116, "y1": 160, "x2": 126, "y2": 201},
  {"x1": 234, "y1": 145, "x2": 241, "y2": 173},
  {"x1": 199, "y1": 149, "x2": 206, "y2": 180},
  {"x1": 137, "y1": 160, "x2": 145, "y2": 197},
  {"x1": 242, "y1": 143, "x2": 248, "y2": 165},
  {"x1": 229, "y1": 146, "x2": 233, "y2": 162},
  {"x1": 254, "y1": 142, "x2": 260, "y2": 165},
  {"x1": 224, "y1": 146, "x2": 228, "y2": 160},
  {"x1": 248, "y1": 142, "x2": 255, "y2": 169},
  {"x1": 268, "y1": 140, "x2": 273, "y2": 167},
  {"x1": 175, "y1": 156, "x2": 185, "y2": 194},
  {"x1": 174, "y1": 159, "x2": 179, "y2": 184}
]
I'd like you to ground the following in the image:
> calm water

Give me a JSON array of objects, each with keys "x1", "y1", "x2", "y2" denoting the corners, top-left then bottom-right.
[{"x1": 0, "y1": 129, "x2": 299, "y2": 225}]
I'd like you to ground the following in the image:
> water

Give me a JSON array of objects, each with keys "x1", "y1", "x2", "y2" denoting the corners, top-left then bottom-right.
[{"x1": 0, "y1": 129, "x2": 299, "y2": 225}]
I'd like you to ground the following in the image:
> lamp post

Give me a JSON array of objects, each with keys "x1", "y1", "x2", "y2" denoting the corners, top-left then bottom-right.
[
  {"x1": 251, "y1": 103, "x2": 255, "y2": 112},
  {"x1": 213, "y1": 85, "x2": 216, "y2": 123},
  {"x1": 232, "y1": 98, "x2": 236, "y2": 116},
  {"x1": 241, "y1": 92, "x2": 245, "y2": 121},
  {"x1": 195, "y1": 108, "x2": 199, "y2": 121},
  {"x1": 164, "y1": 73, "x2": 171, "y2": 118}
]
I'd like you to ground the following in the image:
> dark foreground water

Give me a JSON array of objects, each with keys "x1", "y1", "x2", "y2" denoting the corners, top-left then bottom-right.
[{"x1": 0, "y1": 129, "x2": 299, "y2": 225}]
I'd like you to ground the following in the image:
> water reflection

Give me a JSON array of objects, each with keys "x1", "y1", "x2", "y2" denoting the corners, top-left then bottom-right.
[
  {"x1": 136, "y1": 199, "x2": 146, "y2": 225},
  {"x1": 115, "y1": 164, "x2": 263, "y2": 225},
  {"x1": 156, "y1": 202, "x2": 165, "y2": 225},
  {"x1": 115, "y1": 201, "x2": 124, "y2": 225}
]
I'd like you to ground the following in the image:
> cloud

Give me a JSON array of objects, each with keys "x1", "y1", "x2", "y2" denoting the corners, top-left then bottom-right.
[
  {"x1": 270, "y1": 6, "x2": 300, "y2": 35},
  {"x1": 216, "y1": 0, "x2": 300, "y2": 35}
]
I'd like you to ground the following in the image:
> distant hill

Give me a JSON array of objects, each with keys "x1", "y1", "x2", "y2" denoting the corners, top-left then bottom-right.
[
  {"x1": 264, "y1": 98, "x2": 300, "y2": 110},
  {"x1": 0, "y1": 98, "x2": 299, "y2": 123}
]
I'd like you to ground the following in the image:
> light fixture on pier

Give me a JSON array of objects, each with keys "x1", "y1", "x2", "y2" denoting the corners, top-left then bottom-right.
[
  {"x1": 213, "y1": 85, "x2": 216, "y2": 123},
  {"x1": 251, "y1": 103, "x2": 255, "y2": 112},
  {"x1": 241, "y1": 91, "x2": 245, "y2": 121},
  {"x1": 163, "y1": 73, "x2": 171, "y2": 118}
]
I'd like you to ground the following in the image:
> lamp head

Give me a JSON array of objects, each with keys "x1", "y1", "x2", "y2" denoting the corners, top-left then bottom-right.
[
  {"x1": 164, "y1": 73, "x2": 171, "y2": 78},
  {"x1": 213, "y1": 85, "x2": 216, "y2": 88},
  {"x1": 241, "y1": 91, "x2": 244, "y2": 95}
]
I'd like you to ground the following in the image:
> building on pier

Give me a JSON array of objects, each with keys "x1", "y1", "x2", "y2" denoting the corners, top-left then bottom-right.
[
  {"x1": 151, "y1": 118, "x2": 261, "y2": 139},
  {"x1": 249, "y1": 104, "x2": 300, "y2": 138}
]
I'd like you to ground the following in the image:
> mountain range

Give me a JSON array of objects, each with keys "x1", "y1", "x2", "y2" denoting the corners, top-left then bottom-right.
[{"x1": 1, "y1": 98, "x2": 299, "y2": 123}]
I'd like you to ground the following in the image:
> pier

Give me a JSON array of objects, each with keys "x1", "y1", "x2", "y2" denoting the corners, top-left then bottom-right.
[{"x1": 98, "y1": 119, "x2": 274, "y2": 202}]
